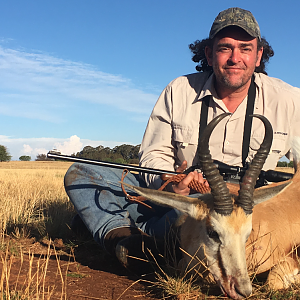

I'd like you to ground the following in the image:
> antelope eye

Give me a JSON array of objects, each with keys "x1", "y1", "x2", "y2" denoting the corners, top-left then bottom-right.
[{"x1": 207, "y1": 228, "x2": 220, "y2": 241}]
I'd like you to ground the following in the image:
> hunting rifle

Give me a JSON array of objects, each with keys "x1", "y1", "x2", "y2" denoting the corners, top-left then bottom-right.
[{"x1": 47, "y1": 151, "x2": 293, "y2": 186}]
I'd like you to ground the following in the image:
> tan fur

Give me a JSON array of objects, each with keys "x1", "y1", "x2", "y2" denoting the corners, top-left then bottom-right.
[
  {"x1": 245, "y1": 168, "x2": 300, "y2": 288},
  {"x1": 194, "y1": 203, "x2": 209, "y2": 220},
  {"x1": 227, "y1": 206, "x2": 249, "y2": 233}
]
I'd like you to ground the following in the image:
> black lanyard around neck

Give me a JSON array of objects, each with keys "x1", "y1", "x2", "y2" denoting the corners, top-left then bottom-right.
[{"x1": 198, "y1": 76, "x2": 256, "y2": 168}]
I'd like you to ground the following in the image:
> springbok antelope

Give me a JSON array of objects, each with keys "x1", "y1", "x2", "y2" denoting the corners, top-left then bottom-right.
[{"x1": 123, "y1": 113, "x2": 300, "y2": 299}]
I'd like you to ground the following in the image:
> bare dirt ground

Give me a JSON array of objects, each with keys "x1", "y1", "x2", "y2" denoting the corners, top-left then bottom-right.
[{"x1": 1, "y1": 236, "x2": 160, "y2": 300}]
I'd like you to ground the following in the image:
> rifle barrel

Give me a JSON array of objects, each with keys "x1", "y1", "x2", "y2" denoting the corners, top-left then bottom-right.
[
  {"x1": 47, "y1": 152, "x2": 293, "y2": 183},
  {"x1": 47, "y1": 152, "x2": 178, "y2": 176}
]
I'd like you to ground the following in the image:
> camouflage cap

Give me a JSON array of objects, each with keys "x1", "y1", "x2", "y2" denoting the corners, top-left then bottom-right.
[{"x1": 209, "y1": 7, "x2": 261, "y2": 41}]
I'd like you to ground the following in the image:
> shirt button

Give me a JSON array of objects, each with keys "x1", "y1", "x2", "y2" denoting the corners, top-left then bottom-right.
[{"x1": 226, "y1": 141, "x2": 229, "y2": 145}]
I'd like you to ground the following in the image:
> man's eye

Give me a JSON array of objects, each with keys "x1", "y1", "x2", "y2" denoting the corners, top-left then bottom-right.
[
  {"x1": 218, "y1": 47, "x2": 230, "y2": 52},
  {"x1": 242, "y1": 48, "x2": 252, "y2": 52}
]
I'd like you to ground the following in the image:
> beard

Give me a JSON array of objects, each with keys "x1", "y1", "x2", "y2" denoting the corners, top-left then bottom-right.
[
  {"x1": 214, "y1": 66, "x2": 254, "y2": 91},
  {"x1": 212, "y1": 58, "x2": 257, "y2": 93},
  {"x1": 221, "y1": 72, "x2": 248, "y2": 89}
]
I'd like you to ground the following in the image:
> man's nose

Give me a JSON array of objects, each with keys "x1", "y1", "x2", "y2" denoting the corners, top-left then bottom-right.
[{"x1": 228, "y1": 48, "x2": 241, "y2": 64}]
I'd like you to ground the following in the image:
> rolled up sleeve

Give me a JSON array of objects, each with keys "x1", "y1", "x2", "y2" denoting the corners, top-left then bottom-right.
[{"x1": 139, "y1": 84, "x2": 176, "y2": 189}]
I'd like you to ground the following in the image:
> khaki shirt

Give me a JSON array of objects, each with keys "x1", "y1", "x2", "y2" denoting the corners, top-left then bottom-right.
[{"x1": 139, "y1": 72, "x2": 300, "y2": 189}]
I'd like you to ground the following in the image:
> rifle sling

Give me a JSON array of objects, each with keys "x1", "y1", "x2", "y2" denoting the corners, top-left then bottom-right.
[{"x1": 198, "y1": 76, "x2": 256, "y2": 168}]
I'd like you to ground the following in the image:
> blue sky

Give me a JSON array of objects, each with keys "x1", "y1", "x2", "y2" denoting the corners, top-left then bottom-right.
[{"x1": 0, "y1": 1, "x2": 299, "y2": 160}]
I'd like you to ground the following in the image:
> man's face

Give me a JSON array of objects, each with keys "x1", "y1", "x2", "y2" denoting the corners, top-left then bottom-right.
[{"x1": 205, "y1": 27, "x2": 263, "y2": 92}]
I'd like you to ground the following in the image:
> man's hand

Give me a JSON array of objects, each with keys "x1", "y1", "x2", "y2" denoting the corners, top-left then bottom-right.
[{"x1": 169, "y1": 161, "x2": 209, "y2": 196}]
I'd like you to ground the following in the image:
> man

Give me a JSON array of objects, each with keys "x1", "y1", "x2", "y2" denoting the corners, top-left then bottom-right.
[{"x1": 64, "y1": 7, "x2": 300, "y2": 273}]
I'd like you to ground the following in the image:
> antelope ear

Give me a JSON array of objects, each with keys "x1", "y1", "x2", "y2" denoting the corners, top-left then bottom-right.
[
  {"x1": 253, "y1": 181, "x2": 291, "y2": 205},
  {"x1": 121, "y1": 182, "x2": 210, "y2": 219}
]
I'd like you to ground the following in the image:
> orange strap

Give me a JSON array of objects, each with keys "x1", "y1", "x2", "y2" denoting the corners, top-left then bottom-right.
[
  {"x1": 120, "y1": 169, "x2": 211, "y2": 210},
  {"x1": 120, "y1": 169, "x2": 153, "y2": 210}
]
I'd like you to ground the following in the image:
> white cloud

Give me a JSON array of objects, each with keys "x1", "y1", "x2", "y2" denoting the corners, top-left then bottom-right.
[
  {"x1": 22, "y1": 144, "x2": 33, "y2": 154},
  {"x1": 33, "y1": 148, "x2": 49, "y2": 157},
  {"x1": 0, "y1": 135, "x2": 129, "y2": 161},
  {"x1": 0, "y1": 45, "x2": 158, "y2": 123},
  {"x1": 53, "y1": 135, "x2": 83, "y2": 155}
]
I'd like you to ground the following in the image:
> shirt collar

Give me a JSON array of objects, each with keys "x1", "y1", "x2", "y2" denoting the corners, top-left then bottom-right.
[
  {"x1": 196, "y1": 73, "x2": 217, "y2": 101},
  {"x1": 253, "y1": 72, "x2": 262, "y2": 90}
]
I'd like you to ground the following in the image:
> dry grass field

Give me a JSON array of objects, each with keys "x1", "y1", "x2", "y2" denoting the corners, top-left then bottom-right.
[
  {"x1": 275, "y1": 167, "x2": 294, "y2": 174},
  {"x1": 0, "y1": 161, "x2": 75, "y2": 299},
  {"x1": 0, "y1": 161, "x2": 299, "y2": 300},
  {"x1": 0, "y1": 161, "x2": 75, "y2": 238},
  {"x1": 0, "y1": 161, "x2": 73, "y2": 170}
]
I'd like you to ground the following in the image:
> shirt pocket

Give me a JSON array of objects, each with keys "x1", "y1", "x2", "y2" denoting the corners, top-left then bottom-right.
[
  {"x1": 172, "y1": 125, "x2": 194, "y2": 144},
  {"x1": 249, "y1": 133, "x2": 288, "y2": 168},
  {"x1": 172, "y1": 125, "x2": 198, "y2": 166}
]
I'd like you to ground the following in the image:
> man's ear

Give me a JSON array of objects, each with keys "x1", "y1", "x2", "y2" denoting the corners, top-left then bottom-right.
[
  {"x1": 205, "y1": 46, "x2": 213, "y2": 66},
  {"x1": 256, "y1": 46, "x2": 263, "y2": 67}
]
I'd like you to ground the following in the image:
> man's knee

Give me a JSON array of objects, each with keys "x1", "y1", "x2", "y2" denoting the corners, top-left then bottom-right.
[{"x1": 64, "y1": 163, "x2": 80, "y2": 188}]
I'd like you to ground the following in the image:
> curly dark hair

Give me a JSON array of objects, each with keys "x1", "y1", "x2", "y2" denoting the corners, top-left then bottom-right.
[{"x1": 189, "y1": 37, "x2": 274, "y2": 75}]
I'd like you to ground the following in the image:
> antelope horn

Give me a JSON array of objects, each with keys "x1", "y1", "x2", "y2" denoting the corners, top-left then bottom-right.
[
  {"x1": 236, "y1": 114, "x2": 273, "y2": 214},
  {"x1": 198, "y1": 113, "x2": 233, "y2": 215}
]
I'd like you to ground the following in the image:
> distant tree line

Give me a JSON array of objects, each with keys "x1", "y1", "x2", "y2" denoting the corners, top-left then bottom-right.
[
  {"x1": 276, "y1": 160, "x2": 294, "y2": 168},
  {"x1": 73, "y1": 144, "x2": 140, "y2": 164},
  {"x1": 35, "y1": 154, "x2": 53, "y2": 161},
  {"x1": 34, "y1": 144, "x2": 140, "y2": 164},
  {"x1": 0, "y1": 143, "x2": 295, "y2": 168},
  {"x1": 0, "y1": 144, "x2": 139, "y2": 163}
]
